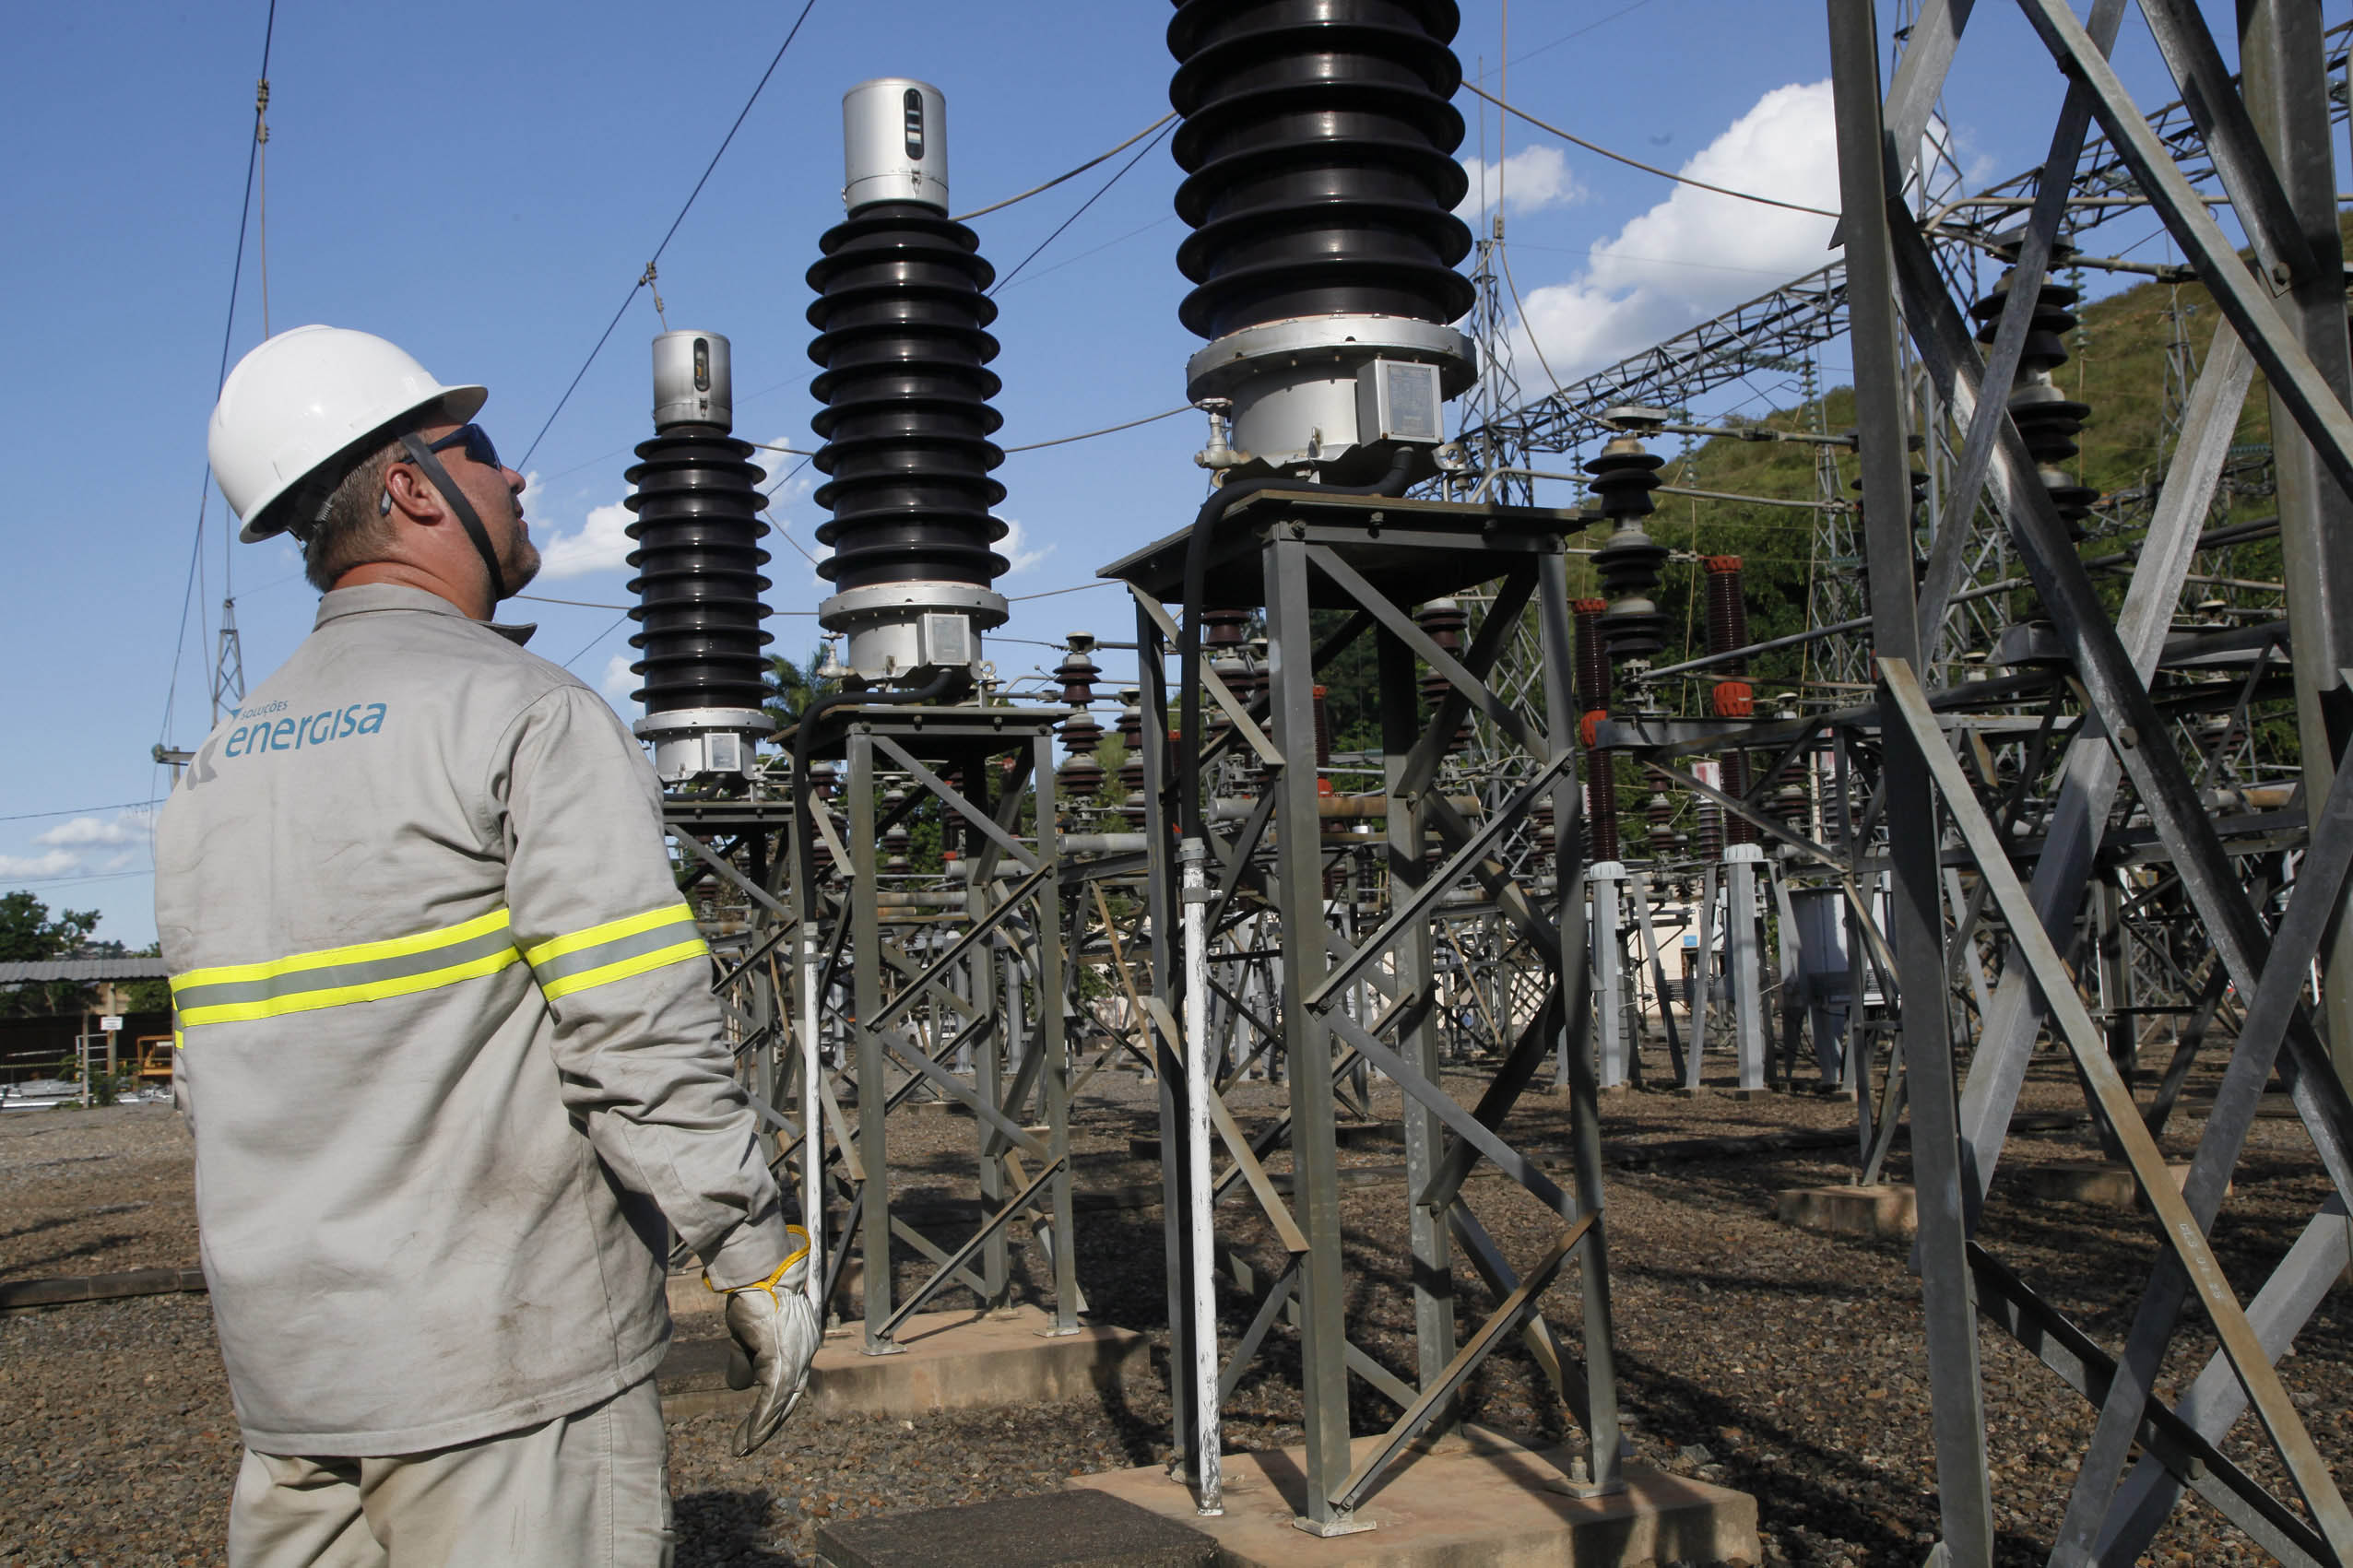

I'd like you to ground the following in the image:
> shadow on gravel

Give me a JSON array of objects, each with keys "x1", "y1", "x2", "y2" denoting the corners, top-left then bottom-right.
[
  {"x1": 675, "y1": 1488, "x2": 794, "y2": 1565},
  {"x1": 1, "y1": 1231, "x2": 140, "y2": 1279}
]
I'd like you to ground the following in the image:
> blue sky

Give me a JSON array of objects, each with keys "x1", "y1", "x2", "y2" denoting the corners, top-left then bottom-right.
[{"x1": 0, "y1": 1, "x2": 2288, "y2": 945}]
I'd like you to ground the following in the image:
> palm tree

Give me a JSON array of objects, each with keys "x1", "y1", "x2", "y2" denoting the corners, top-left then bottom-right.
[{"x1": 765, "y1": 642, "x2": 840, "y2": 734}]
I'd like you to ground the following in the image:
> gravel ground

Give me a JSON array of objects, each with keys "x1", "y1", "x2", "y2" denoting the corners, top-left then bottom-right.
[{"x1": 2, "y1": 1058, "x2": 2345, "y2": 1566}]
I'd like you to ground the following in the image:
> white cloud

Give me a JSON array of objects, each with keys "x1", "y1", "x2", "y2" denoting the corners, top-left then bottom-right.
[
  {"x1": 98, "y1": 851, "x2": 138, "y2": 873},
  {"x1": 0, "y1": 850, "x2": 83, "y2": 878},
  {"x1": 998, "y1": 518, "x2": 1054, "y2": 577},
  {"x1": 599, "y1": 653, "x2": 639, "y2": 708},
  {"x1": 35, "y1": 809, "x2": 153, "y2": 849},
  {"x1": 536, "y1": 499, "x2": 637, "y2": 580},
  {"x1": 1502, "y1": 81, "x2": 1840, "y2": 392},
  {"x1": 1456, "y1": 146, "x2": 1583, "y2": 220}
]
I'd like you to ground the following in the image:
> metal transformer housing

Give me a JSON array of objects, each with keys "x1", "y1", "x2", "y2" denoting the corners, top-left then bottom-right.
[
  {"x1": 1167, "y1": 0, "x2": 1476, "y2": 477},
  {"x1": 624, "y1": 329, "x2": 775, "y2": 781},
  {"x1": 843, "y1": 78, "x2": 950, "y2": 215}
]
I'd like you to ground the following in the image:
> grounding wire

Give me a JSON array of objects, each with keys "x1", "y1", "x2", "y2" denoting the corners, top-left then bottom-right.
[
  {"x1": 987, "y1": 119, "x2": 1176, "y2": 298},
  {"x1": 515, "y1": 0, "x2": 822, "y2": 470},
  {"x1": 1463, "y1": 81, "x2": 1839, "y2": 218},
  {"x1": 160, "y1": 0, "x2": 279, "y2": 754},
  {"x1": 950, "y1": 112, "x2": 1178, "y2": 223}
]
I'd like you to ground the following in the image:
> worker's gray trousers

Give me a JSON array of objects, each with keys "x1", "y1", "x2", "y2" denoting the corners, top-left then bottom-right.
[{"x1": 228, "y1": 1375, "x2": 672, "y2": 1568}]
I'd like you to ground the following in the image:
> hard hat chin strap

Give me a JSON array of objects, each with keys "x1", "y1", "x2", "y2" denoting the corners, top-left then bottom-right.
[{"x1": 398, "y1": 433, "x2": 510, "y2": 605}]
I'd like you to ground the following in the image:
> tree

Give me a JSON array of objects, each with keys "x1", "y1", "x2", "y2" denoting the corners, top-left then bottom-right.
[
  {"x1": 0, "y1": 892, "x2": 102, "y2": 1018},
  {"x1": 765, "y1": 643, "x2": 841, "y2": 735}
]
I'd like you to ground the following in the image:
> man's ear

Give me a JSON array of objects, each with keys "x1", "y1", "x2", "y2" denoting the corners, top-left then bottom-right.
[{"x1": 381, "y1": 458, "x2": 445, "y2": 526}]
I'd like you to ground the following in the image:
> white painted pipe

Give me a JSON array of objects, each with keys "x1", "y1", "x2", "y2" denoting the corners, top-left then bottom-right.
[
  {"x1": 800, "y1": 927, "x2": 824, "y2": 1314},
  {"x1": 1178, "y1": 837, "x2": 1223, "y2": 1515}
]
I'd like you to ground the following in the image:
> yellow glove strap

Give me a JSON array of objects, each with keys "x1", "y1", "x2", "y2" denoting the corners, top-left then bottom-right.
[{"x1": 705, "y1": 1225, "x2": 811, "y2": 1295}]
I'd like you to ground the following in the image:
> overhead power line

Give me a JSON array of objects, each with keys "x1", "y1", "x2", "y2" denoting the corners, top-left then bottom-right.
[
  {"x1": 517, "y1": 0, "x2": 822, "y2": 468},
  {"x1": 987, "y1": 120, "x2": 1178, "y2": 298},
  {"x1": 1462, "y1": 81, "x2": 1840, "y2": 219},
  {"x1": 159, "y1": 0, "x2": 279, "y2": 753},
  {"x1": 950, "y1": 112, "x2": 1179, "y2": 223}
]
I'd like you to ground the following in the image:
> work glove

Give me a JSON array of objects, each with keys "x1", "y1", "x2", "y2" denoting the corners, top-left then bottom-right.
[{"x1": 711, "y1": 1226, "x2": 821, "y2": 1457}]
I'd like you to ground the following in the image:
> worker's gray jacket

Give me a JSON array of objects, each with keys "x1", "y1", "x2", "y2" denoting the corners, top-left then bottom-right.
[{"x1": 155, "y1": 584, "x2": 791, "y2": 1456}]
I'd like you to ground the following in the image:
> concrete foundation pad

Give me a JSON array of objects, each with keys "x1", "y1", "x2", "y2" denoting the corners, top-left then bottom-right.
[
  {"x1": 2017, "y1": 1160, "x2": 2210, "y2": 1209},
  {"x1": 1776, "y1": 1185, "x2": 1917, "y2": 1239},
  {"x1": 814, "y1": 1488, "x2": 1218, "y2": 1568},
  {"x1": 659, "y1": 1304, "x2": 1145, "y2": 1424},
  {"x1": 1072, "y1": 1428, "x2": 1758, "y2": 1568}
]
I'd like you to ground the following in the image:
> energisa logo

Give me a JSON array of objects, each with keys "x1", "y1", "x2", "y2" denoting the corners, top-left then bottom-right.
[{"x1": 221, "y1": 702, "x2": 389, "y2": 760}]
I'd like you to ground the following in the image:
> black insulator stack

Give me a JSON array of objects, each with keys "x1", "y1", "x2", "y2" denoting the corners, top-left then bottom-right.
[
  {"x1": 1416, "y1": 599, "x2": 1471, "y2": 752},
  {"x1": 623, "y1": 429, "x2": 773, "y2": 713},
  {"x1": 1970, "y1": 270, "x2": 2096, "y2": 538},
  {"x1": 805, "y1": 202, "x2": 1010, "y2": 595},
  {"x1": 1586, "y1": 434, "x2": 1669, "y2": 662},
  {"x1": 1167, "y1": 0, "x2": 1475, "y2": 341}
]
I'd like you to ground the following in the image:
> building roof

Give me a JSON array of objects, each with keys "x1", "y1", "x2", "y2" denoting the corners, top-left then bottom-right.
[{"x1": 0, "y1": 958, "x2": 171, "y2": 984}]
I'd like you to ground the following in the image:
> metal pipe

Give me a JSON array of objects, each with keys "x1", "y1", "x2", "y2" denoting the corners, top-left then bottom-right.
[{"x1": 1177, "y1": 837, "x2": 1222, "y2": 1515}]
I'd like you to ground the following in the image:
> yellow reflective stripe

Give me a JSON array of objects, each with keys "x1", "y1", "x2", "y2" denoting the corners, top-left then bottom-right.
[
  {"x1": 170, "y1": 907, "x2": 514, "y2": 996},
  {"x1": 176, "y1": 948, "x2": 523, "y2": 1027},
  {"x1": 538, "y1": 938, "x2": 708, "y2": 1001},
  {"x1": 521, "y1": 902, "x2": 697, "y2": 969}
]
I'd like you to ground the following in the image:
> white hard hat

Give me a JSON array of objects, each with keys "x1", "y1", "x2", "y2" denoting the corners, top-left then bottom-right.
[{"x1": 208, "y1": 324, "x2": 488, "y2": 542}]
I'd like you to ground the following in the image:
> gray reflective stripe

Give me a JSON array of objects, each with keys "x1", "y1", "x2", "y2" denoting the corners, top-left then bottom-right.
[
  {"x1": 528, "y1": 917, "x2": 702, "y2": 987},
  {"x1": 172, "y1": 926, "x2": 523, "y2": 1014}
]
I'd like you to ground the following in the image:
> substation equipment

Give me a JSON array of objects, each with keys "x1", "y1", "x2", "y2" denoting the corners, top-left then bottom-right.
[{"x1": 622, "y1": 2, "x2": 2353, "y2": 1563}]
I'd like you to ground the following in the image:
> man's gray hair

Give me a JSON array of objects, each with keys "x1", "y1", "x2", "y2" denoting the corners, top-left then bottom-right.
[{"x1": 301, "y1": 438, "x2": 406, "y2": 592}]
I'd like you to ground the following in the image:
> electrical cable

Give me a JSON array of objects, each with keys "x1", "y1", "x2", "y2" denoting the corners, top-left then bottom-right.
[
  {"x1": 1462, "y1": 81, "x2": 1839, "y2": 218},
  {"x1": 159, "y1": 0, "x2": 278, "y2": 752},
  {"x1": 1002, "y1": 405, "x2": 1192, "y2": 452},
  {"x1": 517, "y1": 0, "x2": 822, "y2": 468},
  {"x1": 987, "y1": 120, "x2": 1176, "y2": 298},
  {"x1": 0, "y1": 801, "x2": 157, "y2": 825},
  {"x1": 950, "y1": 112, "x2": 1177, "y2": 222}
]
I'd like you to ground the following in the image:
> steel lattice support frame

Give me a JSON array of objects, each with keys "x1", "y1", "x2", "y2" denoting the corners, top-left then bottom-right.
[
  {"x1": 784, "y1": 705, "x2": 1083, "y2": 1353},
  {"x1": 1815, "y1": 3, "x2": 2353, "y2": 1562},
  {"x1": 1106, "y1": 489, "x2": 1623, "y2": 1533}
]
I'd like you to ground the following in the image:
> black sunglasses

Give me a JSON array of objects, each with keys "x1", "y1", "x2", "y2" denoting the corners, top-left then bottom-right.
[
  {"x1": 421, "y1": 423, "x2": 503, "y2": 472},
  {"x1": 377, "y1": 423, "x2": 507, "y2": 516}
]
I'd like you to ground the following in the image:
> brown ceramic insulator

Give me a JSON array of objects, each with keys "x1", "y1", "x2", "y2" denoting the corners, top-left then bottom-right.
[
  {"x1": 1059, "y1": 712, "x2": 1104, "y2": 757},
  {"x1": 1059, "y1": 759, "x2": 1106, "y2": 806},
  {"x1": 1570, "y1": 598, "x2": 1611, "y2": 715},
  {"x1": 1053, "y1": 649, "x2": 1101, "y2": 706},
  {"x1": 1720, "y1": 752, "x2": 1755, "y2": 846},
  {"x1": 1416, "y1": 598, "x2": 1472, "y2": 752},
  {"x1": 1587, "y1": 753, "x2": 1620, "y2": 862},
  {"x1": 1646, "y1": 791, "x2": 1678, "y2": 859},
  {"x1": 1312, "y1": 683, "x2": 1334, "y2": 768},
  {"x1": 1694, "y1": 798, "x2": 1723, "y2": 862},
  {"x1": 1202, "y1": 607, "x2": 1250, "y2": 650},
  {"x1": 1703, "y1": 556, "x2": 1749, "y2": 663}
]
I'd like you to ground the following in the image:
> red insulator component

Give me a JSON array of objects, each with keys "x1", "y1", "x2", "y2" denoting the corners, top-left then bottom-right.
[{"x1": 1711, "y1": 680, "x2": 1753, "y2": 718}]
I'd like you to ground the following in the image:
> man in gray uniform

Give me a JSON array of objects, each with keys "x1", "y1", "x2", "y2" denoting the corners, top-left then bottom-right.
[{"x1": 158, "y1": 324, "x2": 819, "y2": 1566}]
